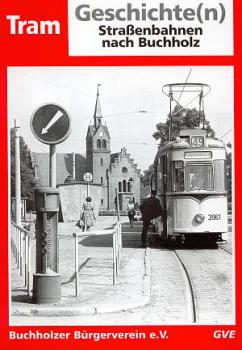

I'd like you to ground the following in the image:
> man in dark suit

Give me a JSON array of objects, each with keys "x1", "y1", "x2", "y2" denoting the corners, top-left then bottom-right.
[{"x1": 140, "y1": 190, "x2": 163, "y2": 247}]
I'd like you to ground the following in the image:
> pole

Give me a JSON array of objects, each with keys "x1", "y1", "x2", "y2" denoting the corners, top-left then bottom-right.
[
  {"x1": 42, "y1": 212, "x2": 47, "y2": 275},
  {"x1": 49, "y1": 144, "x2": 56, "y2": 188},
  {"x1": 168, "y1": 91, "x2": 173, "y2": 142},
  {"x1": 28, "y1": 234, "x2": 32, "y2": 296},
  {"x1": 112, "y1": 232, "x2": 116, "y2": 285},
  {"x1": 74, "y1": 234, "x2": 79, "y2": 296},
  {"x1": 72, "y1": 152, "x2": 75, "y2": 180},
  {"x1": 115, "y1": 188, "x2": 120, "y2": 222},
  {"x1": 14, "y1": 119, "x2": 21, "y2": 226},
  {"x1": 87, "y1": 182, "x2": 89, "y2": 197}
]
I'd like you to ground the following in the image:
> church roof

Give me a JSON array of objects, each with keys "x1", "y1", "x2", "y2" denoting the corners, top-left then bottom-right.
[
  {"x1": 85, "y1": 85, "x2": 111, "y2": 139},
  {"x1": 87, "y1": 124, "x2": 111, "y2": 139},
  {"x1": 111, "y1": 153, "x2": 119, "y2": 163},
  {"x1": 93, "y1": 87, "x2": 102, "y2": 119},
  {"x1": 31, "y1": 152, "x2": 87, "y2": 186}
]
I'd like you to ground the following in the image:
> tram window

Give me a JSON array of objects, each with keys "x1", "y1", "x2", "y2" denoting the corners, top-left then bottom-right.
[
  {"x1": 158, "y1": 161, "x2": 163, "y2": 194},
  {"x1": 172, "y1": 161, "x2": 184, "y2": 192},
  {"x1": 214, "y1": 160, "x2": 226, "y2": 191},
  {"x1": 185, "y1": 164, "x2": 213, "y2": 191}
]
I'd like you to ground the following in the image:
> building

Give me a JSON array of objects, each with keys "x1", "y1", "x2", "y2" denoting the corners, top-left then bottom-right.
[{"x1": 31, "y1": 86, "x2": 141, "y2": 212}]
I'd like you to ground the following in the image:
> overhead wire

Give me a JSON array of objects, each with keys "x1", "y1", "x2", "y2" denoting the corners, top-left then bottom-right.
[
  {"x1": 220, "y1": 129, "x2": 232, "y2": 139},
  {"x1": 177, "y1": 68, "x2": 193, "y2": 104}
]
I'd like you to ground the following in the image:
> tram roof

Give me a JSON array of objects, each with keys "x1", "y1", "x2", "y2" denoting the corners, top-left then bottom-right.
[{"x1": 154, "y1": 130, "x2": 225, "y2": 161}]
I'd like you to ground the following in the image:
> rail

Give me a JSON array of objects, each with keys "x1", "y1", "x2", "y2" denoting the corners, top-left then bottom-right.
[
  {"x1": 219, "y1": 245, "x2": 232, "y2": 255},
  {"x1": 173, "y1": 250, "x2": 197, "y2": 323},
  {"x1": 11, "y1": 221, "x2": 33, "y2": 296},
  {"x1": 73, "y1": 222, "x2": 122, "y2": 297}
]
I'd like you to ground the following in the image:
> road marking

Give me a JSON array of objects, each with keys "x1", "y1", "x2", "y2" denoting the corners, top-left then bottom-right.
[{"x1": 42, "y1": 110, "x2": 63, "y2": 134}]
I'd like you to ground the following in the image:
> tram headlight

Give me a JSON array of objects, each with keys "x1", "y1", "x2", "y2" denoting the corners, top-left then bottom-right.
[{"x1": 195, "y1": 214, "x2": 205, "y2": 223}]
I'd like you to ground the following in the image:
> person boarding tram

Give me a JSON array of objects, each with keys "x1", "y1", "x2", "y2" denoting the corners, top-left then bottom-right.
[{"x1": 140, "y1": 190, "x2": 163, "y2": 248}]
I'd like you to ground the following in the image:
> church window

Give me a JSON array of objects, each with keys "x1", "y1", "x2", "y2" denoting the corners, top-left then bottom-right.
[
  {"x1": 123, "y1": 180, "x2": 127, "y2": 192},
  {"x1": 101, "y1": 158, "x2": 103, "y2": 166},
  {"x1": 122, "y1": 167, "x2": 128, "y2": 174},
  {"x1": 101, "y1": 199, "x2": 104, "y2": 206},
  {"x1": 118, "y1": 181, "x2": 122, "y2": 192},
  {"x1": 128, "y1": 182, "x2": 131, "y2": 192},
  {"x1": 102, "y1": 139, "x2": 106, "y2": 149},
  {"x1": 101, "y1": 177, "x2": 103, "y2": 184},
  {"x1": 97, "y1": 139, "x2": 101, "y2": 149}
]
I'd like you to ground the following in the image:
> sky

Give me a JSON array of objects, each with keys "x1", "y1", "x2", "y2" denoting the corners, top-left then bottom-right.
[{"x1": 8, "y1": 66, "x2": 233, "y2": 172}]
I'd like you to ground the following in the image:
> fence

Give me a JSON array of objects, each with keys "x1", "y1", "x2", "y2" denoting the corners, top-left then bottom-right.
[
  {"x1": 73, "y1": 221, "x2": 122, "y2": 297},
  {"x1": 11, "y1": 221, "x2": 32, "y2": 296}
]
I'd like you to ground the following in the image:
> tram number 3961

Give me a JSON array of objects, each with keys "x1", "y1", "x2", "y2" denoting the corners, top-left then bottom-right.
[{"x1": 208, "y1": 214, "x2": 221, "y2": 220}]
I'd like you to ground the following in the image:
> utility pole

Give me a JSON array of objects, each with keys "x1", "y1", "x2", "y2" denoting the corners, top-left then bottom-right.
[{"x1": 14, "y1": 119, "x2": 21, "y2": 226}]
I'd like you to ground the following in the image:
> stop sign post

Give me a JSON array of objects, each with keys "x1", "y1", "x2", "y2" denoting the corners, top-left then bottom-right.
[
  {"x1": 83, "y1": 172, "x2": 93, "y2": 197},
  {"x1": 31, "y1": 104, "x2": 71, "y2": 187}
]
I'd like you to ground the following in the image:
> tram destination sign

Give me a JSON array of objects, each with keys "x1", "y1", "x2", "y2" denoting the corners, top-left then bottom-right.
[
  {"x1": 31, "y1": 104, "x2": 71, "y2": 145},
  {"x1": 185, "y1": 151, "x2": 212, "y2": 159}
]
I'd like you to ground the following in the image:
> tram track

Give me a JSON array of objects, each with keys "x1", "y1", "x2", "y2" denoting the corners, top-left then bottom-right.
[
  {"x1": 147, "y1": 231, "x2": 233, "y2": 324},
  {"x1": 218, "y1": 245, "x2": 232, "y2": 255},
  {"x1": 172, "y1": 250, "x2": 197, "y2": 323},
  {"x1": 172, "y1": 247, "x2": 233, "y2": 324}
]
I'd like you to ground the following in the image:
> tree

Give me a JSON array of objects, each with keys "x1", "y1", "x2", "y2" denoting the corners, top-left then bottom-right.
[
  {"x1": 141, "y1": 164, "x2": 154, "y2": 187},
  {"x1": 152, "y1": 105, "x2": 215, "y2": 145},
  {"x1": 11, "y1": 128, "x2": 35, "y2": 210},
  {"x1": 140, "y1": 164, "x2": 154, "y2": 200}
]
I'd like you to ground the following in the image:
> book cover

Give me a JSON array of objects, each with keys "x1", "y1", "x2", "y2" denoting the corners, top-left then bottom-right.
[{"x1": 0, "y1": 0, "x2": 241, "y2": 349}]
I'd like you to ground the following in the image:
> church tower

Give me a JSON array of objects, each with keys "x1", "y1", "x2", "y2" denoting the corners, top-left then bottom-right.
[{"x1": 86, "y1": 85, "x2": 111, "y2": 209}]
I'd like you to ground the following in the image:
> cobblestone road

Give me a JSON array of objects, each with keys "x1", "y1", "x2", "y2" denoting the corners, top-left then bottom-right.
[
  {"x1": 176, "y1": 248, "x2": 234, "y2": 324},
  {"x1": 11, "y1": 218, "x2": 234, "y2": 325}
]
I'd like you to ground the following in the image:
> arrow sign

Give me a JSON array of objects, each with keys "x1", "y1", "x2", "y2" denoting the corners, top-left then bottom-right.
[
  {"x1": 30, "y1": 103, "x2": 71, "y2": 145},
  {"x1": 42, "y1": 110, "x2": 63, "y2": 134}
]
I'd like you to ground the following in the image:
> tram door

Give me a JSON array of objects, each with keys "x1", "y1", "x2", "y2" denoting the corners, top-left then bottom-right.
[{"x1": 160, "y1": 155, "x2": 168, "y2": 236}]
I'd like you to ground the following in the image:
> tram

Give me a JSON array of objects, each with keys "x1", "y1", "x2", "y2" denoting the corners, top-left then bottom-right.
[{"x1": 152, "y1": 83, "x2": 228, "y2": 244}]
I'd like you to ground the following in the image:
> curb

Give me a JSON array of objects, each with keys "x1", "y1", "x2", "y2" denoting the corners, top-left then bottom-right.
[
  {"x1": 11, "y1": 249, "x2": 151, "y2": 317},
  {"x1": 11, "y1": 298, "x2": 149, "y2": 316},
  {"x1": 143, "y1": 247, "x2": 151, "y2": 300}
]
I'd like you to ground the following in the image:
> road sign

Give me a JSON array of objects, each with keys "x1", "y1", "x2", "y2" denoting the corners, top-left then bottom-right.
[
  {"x1": 83, "y1": 172, "x2": 93, "y2": 182},
  {"x1": 30, "y1": 104, "x2": 71, "y2": 145}
]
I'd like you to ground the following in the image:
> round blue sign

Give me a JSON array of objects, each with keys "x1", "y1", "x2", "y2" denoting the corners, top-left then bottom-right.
[{"x1": 30, "y1": 104, "x2": 71, "y2": 145}]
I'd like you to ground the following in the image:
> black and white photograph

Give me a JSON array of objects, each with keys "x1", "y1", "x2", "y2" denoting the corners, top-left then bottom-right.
[{"x1": 9, "y1": 66, "x2": 234, "y2": 326}]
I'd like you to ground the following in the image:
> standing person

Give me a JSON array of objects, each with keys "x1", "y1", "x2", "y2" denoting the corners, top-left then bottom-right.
[
  {"x1": 127, "y1": 199, "x2": 135, "y2": 228},
  {"x1": 140, "y1": 190, "x2": 163, "y2": 247},
  {"x1": 81, "y1": 197, "x2": 96, "y2": 231}
]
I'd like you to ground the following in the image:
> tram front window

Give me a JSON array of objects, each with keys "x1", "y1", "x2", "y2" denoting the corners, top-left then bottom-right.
[{"x1": 186, "y1": 164, "x2": 213, "y2": 191}]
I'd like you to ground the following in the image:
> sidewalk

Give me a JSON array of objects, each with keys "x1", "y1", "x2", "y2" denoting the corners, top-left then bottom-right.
[{"x1": 11, "y1": 217, "x2": 150, "y2": 316}]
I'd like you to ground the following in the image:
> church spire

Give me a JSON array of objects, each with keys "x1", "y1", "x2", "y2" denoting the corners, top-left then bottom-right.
[{"x1": 94, "y1": 84, "x2": 102, "y2": 128}]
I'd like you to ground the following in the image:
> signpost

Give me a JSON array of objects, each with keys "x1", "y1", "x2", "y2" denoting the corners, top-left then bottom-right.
[
  {"x1": 83, "y1": 172, "x2": 93, "y2": 197},
  {"x1": 31, "y1": 103, "x2": 71, "y2": 187},
  {"x1": 30, "y1": 103, "x2": 71, "y2": 304}
]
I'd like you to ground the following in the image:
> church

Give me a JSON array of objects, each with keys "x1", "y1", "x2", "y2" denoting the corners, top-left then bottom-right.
[{"x1": 31, "y1": 86, "x2": 141, "y2": 213}]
